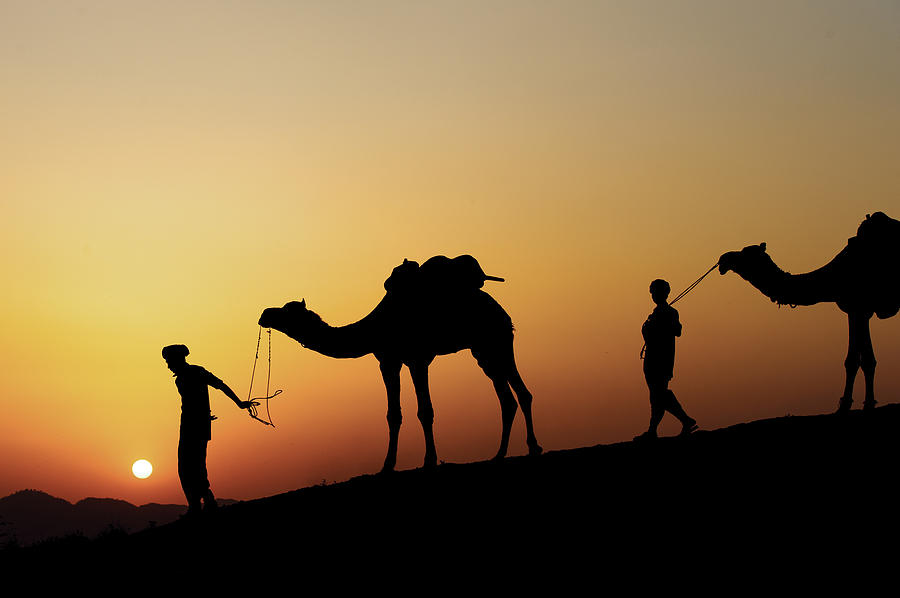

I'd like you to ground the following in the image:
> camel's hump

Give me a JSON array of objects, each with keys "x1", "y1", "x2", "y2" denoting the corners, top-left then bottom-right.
[
  {"x1": 383, "y1": 255, "x2": 503, "y2": 295},
  {"x1": 851, "y1": 212, "x2": 900, "y2": 319},
  {"x1": 856, "y1": 211, "x2": 900, "y2": 243}
]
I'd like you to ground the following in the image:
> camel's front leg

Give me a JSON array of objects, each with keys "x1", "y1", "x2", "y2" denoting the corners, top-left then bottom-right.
[
  {"x1": 839, "y1": 315, "x2": 860, "y2": 413},
  {"x1": 839, "y1": 313, "x2": 876, "y2": 412},
  {"x1": 409, "y1": 363, "x2": 438, "y2": 468},
  {"x1": 380, "y1": 360, "x2": 402, "y2": 472},
  {"x1": 858, "y1": 314, "x2": 877, "y2": 410},
  {"x1": 509, "y1": 363, "x2": 542, "y2": 456}
]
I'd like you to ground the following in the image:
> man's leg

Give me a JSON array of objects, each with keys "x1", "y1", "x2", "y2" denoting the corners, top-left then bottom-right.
[
  {"x1": 199, "y1": 440, "x2": 218, "y2": 512},
  {"x1": 178, "y1": 437, "x2": 203, "y2": 515},
  {"x1": 179, "y1": 435, "x2": 211, "y2": 515}
]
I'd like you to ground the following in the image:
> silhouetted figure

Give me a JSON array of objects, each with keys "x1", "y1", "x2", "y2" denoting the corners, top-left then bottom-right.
[
  {"x1": 162, "y1": 344, "x2": 253, "y2": 517},
  {"x1": 719, "y1": 211, "x2": 900, "y2": 413},
  {"x1": 258, "y1": 255, "x2": 541, "y2": 473},
  {"x1": 637, "y1": 280, "x2": 698, "y2": 440}
]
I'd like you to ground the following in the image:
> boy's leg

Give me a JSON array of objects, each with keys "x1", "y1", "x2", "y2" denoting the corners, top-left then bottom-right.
[
  {"x1": 664, "y1": 389, "x2": 697, "y2": 433},
  {"x1": 643, "y1": 375, "x2": 667, "y2": 437}
]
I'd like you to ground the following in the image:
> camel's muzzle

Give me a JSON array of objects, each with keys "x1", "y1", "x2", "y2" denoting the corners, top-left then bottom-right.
[
  {"x1": 259, "y1": 307, "x2": 279, "y2": 328},
  {"x1": 718, "y1": 252, "x2": 738, "y2": 274}
]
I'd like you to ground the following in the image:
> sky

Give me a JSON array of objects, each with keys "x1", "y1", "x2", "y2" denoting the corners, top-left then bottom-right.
[{"x1": 1, "y1": 0, "x2": 898, "y2": 505}]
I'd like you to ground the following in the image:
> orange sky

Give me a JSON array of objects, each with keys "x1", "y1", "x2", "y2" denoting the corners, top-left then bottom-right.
[{"x1": 1, "y1": 1, "x2": 898, "y2": 505}]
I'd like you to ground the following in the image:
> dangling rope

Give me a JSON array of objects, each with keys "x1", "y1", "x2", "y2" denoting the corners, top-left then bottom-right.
[
  {"x1": 246, "y1": 326, "x2": 283, "y2": 427},
  {"x1": 640, "y1": 262, "x2": 719, "y2": 360}
]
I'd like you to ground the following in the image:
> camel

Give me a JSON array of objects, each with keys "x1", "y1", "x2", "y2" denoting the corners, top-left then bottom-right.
[
  {"x1": 718, "y1": 211, "x2": 900, "y2": 412},
  {"x1": 258, "y1": 256, "x2": 542, "y2": 472}
]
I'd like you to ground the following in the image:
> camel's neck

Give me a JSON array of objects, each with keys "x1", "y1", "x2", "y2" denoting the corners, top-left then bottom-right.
[
  {"x1": 286, "y1": 316, "x2": 377, "y2": 359},
  {"x1": 274, "y1": 299, "x2": 389, "y2": 360},
  {"x1": 734, "y1": 252, "x2": 843, "y2": 306},
  {"x1": 309, "y1": 321, "x2": 376, "y2": 359}
]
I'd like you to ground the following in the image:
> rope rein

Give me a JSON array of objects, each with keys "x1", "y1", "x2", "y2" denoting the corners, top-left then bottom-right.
[
  {"x1": 640, "y1": 261, "x2": 719, "y2": 360},
  {"x1": 668, "y1": 262, "x2": 719, "y2": 306},
  {"x1": 246, "y1": 326, "x2": 282, "y2": 427}
]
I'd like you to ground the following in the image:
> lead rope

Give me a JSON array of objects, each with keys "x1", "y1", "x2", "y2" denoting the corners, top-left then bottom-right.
[
  {"x1": 246, "y1": 326, "x2": 283, "y2": 427},
  {"x1": 668, "y1": 263, "x2": 719, "y2": 306},
  {"x1": 640, "y1": 262, "x2": 719, "y2": 360},
  {"x1": 263, "y1": 328, "x2": 278, "y2": 425}
]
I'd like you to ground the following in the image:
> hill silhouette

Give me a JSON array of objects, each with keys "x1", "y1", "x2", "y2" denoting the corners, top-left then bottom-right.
[
  {"x1": 0, "y1": 490, "x2": 189, "y2": 546},
  {"x1": 5, "y1": 406, "x2": 899, "y2": 580}
]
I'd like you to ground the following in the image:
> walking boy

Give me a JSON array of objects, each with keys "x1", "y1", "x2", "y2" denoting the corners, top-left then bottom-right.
[{"x1": 638, "y1": 279, "x2": 698, "y2": 440}]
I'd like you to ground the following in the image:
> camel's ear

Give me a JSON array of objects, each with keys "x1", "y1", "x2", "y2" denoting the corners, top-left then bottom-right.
[
  {"x1": 299, "y1": 299, "x2": 306, "y2": 309},
  {"x1": 760, "y1": 242, "x2": 766, "y2": 251}
]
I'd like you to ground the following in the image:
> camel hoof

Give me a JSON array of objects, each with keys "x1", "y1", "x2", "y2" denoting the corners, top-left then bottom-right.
[
  {"x1": 864, "y1": 399, "x2": 877, "y2": 411},
  {"x1": 491, "y1": 452, "x2": 506, "y2": 462},
  {"x1": 835, "y1": 397, "x2": 852, "y2": 414},
  {"x1": 528, "y1": 444, "x2": 543, "y2": 456}
]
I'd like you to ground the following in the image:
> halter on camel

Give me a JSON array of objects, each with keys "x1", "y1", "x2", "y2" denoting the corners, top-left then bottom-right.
[{"x1": 245, "y1": 326, "x2": 283, "y2": 427}]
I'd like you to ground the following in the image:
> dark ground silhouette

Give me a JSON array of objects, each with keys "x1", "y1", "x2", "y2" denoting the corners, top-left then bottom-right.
[
  {"x1": 258, "y1": 255, "x2": 541, "y2": 473},
  {"x1": 719, "y1": 211, "x2": 900, "y2": 412},
  {"x1": 7, "y1": 405, "x2": 899, "y2": 582}
]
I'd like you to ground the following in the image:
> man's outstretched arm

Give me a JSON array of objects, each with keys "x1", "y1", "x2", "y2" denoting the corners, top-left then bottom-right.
[{"x1": 207, "y1": 370, "x2": 254, "y2": 409}]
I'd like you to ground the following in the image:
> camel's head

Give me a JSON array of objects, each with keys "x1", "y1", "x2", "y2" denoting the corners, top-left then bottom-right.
[
  {"x1": 718, "y1": 243, "x2": 768, "y2": 276},
  {"x1": 259, "y1": 299, "x2": 319, "y2": 336}
]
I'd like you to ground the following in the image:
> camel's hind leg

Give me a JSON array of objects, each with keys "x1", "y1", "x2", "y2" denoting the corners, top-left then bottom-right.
[
  {"x1": 508, "y1": 357, "x2": 542, "y2": 456},
  {"x1": 490, "y1": 376, "x2": 518, "y2": 461},
  {"x1": 475, "y1": 344, "x2": 541, "y2": 460}
]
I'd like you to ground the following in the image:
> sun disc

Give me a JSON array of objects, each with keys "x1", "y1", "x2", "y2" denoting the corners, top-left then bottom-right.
[{"x1": 132, "y1": 459, "x2": 153, "y2": 479}]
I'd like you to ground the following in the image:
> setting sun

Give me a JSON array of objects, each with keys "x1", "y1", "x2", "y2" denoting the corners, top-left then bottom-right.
[{"x1": 132, "y1": 460, "x2": 153, "y2": 480}]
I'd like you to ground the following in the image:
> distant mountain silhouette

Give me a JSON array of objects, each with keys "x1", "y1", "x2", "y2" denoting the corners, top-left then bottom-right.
[
  {"x1": 0, "y1": 490, "x2": 191, "y2": 546},
  {"x1": 6, "y1": 406, "x2": 899, "y2": 581}
]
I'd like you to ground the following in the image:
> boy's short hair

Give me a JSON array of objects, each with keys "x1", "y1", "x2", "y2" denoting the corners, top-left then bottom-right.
[{"x1": 649, "y1": 279, "x2": 670, "y2": 297}]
